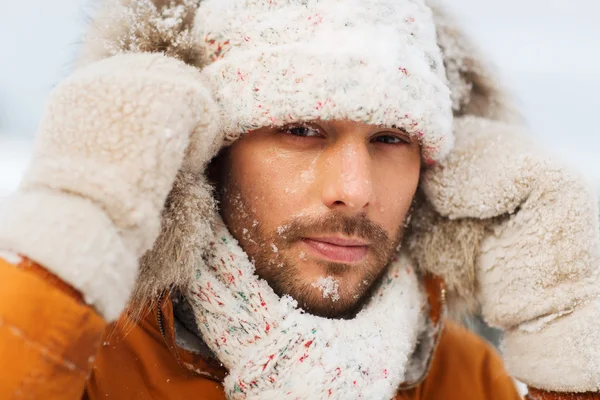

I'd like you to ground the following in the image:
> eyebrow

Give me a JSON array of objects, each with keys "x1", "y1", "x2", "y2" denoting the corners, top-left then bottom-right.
[{"x1": 379, "y1": 125, "x2": 410, "y2": 135}]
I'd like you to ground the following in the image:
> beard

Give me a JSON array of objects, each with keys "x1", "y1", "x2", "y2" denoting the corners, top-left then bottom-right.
[
  {"x1": 217, "y1": 185, "x2": 406, "y2": 319},
  {"x1": 249, "y1": 212, "x2": 404, "y2": 318}
]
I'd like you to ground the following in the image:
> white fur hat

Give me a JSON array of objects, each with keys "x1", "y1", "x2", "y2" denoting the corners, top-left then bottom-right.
[{"x1": 194, "y1": 0, "x2": 454, "y2": 163}]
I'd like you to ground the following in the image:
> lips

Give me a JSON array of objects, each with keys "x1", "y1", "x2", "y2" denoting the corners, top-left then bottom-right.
[{"x1": 302, "y1": 237, "x2": 369, "y2": 263}]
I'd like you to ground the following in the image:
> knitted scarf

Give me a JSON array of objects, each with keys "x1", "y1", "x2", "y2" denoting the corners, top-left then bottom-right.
[{"x1": 184, "y1": 220, "x2": 427, "y2": 399}]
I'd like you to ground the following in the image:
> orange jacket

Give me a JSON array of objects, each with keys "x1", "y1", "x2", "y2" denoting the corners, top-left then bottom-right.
[{"x1": 0, "y1": 256, "x2": 594, "y2": 400}]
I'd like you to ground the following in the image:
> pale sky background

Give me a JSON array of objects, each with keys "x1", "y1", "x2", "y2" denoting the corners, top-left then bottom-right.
[{"x1": 0, "y1": 0, "x2": 599, "y2": 194}]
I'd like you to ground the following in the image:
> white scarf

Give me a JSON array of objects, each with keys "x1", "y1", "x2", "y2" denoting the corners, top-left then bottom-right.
[{"x1": 185, "y1": 221, "x2": 427, "y2": 399}]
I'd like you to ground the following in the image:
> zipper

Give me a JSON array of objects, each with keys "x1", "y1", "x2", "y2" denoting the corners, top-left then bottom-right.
[
  {"x1": 156, "y1": 291, "x2": 168, "y2": 344},
  {"x1": 153, "y1": 290, "x2": 228, "y2": 383}
]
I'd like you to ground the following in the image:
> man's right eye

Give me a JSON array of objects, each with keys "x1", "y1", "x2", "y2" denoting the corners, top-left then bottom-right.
[{"x1": 282, "y1": 126, "x2": 321, "y2": 138}]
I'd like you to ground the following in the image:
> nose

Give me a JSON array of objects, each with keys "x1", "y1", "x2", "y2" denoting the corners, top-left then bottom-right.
[{"x1": 320, "y1": 141, "x2": 374, "y2": 213}]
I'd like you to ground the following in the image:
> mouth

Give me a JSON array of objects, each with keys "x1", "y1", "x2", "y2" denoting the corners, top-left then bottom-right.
[{"x1": 302, "y1": 236, "x2": 369, "y2": 263}]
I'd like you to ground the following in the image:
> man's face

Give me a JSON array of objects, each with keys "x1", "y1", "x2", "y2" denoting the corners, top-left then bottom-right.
[{"x1": 213, "y1": 120, "x2": 421, "y2": 318}]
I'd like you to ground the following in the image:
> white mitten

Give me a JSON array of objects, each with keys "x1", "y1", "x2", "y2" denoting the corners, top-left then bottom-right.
[
  {"x1": 186, "y1": 222, "x2": 426, "y2": 399},
  {"x1": 0, "y1": 53, "x2": 220, "y2": 321},
  {"x1": 422, "y1": 116, "x2": 600, "y2": 392}
]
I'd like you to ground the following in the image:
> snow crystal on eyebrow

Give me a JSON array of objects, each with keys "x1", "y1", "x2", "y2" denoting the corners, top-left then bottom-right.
[
  {"x1": 312, "y1": 276, "x2": 340, "y2": 302},
  {"x1": 270, "y1": 243, "x2": 278, "y2": 253}
]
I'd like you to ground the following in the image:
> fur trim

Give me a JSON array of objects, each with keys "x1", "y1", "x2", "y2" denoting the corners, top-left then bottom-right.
[
  {"x1": 427, "y1": 0, "x2": 522, "y2": 123},
  {"x1": 78, "y1": 0, "x2": 203, "y2": 68},
  {"x1": 132, "y1": 171, "x2": 217, "y2": 313},
  {"x1": 405, "y1": 193, "x2": 487, "y2": 314}
]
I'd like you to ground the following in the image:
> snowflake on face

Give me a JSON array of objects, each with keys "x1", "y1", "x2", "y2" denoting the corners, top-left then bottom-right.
[{"x1": 311, "y1": 276, "x2": 341, "y2": 302}]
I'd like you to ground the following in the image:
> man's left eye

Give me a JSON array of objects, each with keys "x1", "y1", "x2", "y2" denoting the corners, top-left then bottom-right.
[{"x1": 373, "y1": 135, "x2": 409, "y2": 145}]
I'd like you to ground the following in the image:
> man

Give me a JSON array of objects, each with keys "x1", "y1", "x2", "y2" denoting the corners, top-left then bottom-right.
[{"x1": 0, "y1": 0, "x2": 599, "y2": 399}]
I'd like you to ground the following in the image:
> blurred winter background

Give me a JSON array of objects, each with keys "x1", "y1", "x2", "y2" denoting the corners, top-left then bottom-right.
[{"x1": 1, "y1": 0, "x2": 599, "y2": 195}]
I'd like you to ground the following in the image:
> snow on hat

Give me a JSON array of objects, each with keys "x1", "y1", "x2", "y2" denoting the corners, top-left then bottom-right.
[{"x1": 194, "y1": 0, "x2": 453, "y2": 164}]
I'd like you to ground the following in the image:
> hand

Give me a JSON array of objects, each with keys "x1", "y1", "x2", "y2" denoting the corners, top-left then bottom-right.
[
  {"x1": 0, "y1": 53, "x2": 220, "y2": 320},
  {"x1": 411, "y1": 116, "x2": 600, "y2": 391}
]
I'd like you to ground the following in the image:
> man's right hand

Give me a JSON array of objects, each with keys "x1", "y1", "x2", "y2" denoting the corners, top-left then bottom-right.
[{"x1": 0, "y1": 53, "x2": 219, "y2": 321}]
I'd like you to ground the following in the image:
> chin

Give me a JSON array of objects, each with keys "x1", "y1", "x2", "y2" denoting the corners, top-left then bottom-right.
[
  {"x1": 255, "y1": 251, "x2": 390, "y2": 319},
  {"x1": 273, "y1": 274, "x2": 378, "y2": 319},
  {"x1": 298, "y1": 291, "x2": 365, "y2": 319}
]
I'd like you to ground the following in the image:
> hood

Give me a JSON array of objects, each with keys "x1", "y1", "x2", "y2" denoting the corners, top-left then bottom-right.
[
  {"x1": 78, "y1": 0, "x2": 520, "y2": 122},
  {"x1": 76, "y1": 0, "x2": 524, "y2": 314}
]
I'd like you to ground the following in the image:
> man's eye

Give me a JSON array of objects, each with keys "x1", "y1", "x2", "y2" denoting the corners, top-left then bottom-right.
[
  {"x1": 284, "y1": 126, "x2": 321, "y2": 138},
  {"x1": 373, "y1": 135, "x2": 410, "y2": 145}
]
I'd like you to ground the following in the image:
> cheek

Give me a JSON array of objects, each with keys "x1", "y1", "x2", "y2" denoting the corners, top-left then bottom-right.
[
  {"x1": 371, "y1": 160, "x2": 420, "y2": 235},
  {"x1": 228, "y1": 143, "x2": 318, "y2": 231}
]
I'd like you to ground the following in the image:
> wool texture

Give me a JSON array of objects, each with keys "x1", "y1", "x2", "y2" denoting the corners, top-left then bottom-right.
[
  {"x1": 0, "y1": 52, "x2": 220, "y2": 320},
  {"x1": 414, "y1": 116, "x2": 600, "y2": 391},
  {"x1": 0, "y1": 190, "x2": 136, "y2": 320},
  {"x1": 74, "y1": 0, "x2": 600, "y2": 392},
  {"x1": 73, "y1": 0, "x2": 516, "y2": 315},
  {"x1": 193, "y1": 0, "x2": 453, "y2": 164},
  {"x1": 1, "y1": 0, "x2": 599, "y2": 394},
  {"x1": 185, "y1": 220, "x2": 426, "y2": 399},
  {"x1": 505, "y1": 300, "x2": 600, "y2": 392}
]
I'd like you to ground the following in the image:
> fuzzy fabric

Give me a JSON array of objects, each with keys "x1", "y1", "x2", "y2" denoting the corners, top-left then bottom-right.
[
  {"x1": 413, "y1": 116, "x2": 600, "y2": 391},
  {"x1": 80, "y1": 0, "x2": 454, "y2": 164},
  {"x1": 74, "y1": 0, "x2": 600, "y2": 392},
  {"x1": 0, "y1": 190, "x2": 135, "y2": 320},
  {"x1": 76, "y1": 0, "x2": 499, "y2": 316},
  {"x1": 77, "y1": 0, "x2": 203, "y2": 68},
  {"x1": 0, "y1": 52, "x2": 220, "y2": 320},
  {"x1": 75, "y1": 1, "x2": 524, "y2": 315},
  {"x1": 504, "y1": 300, "x2": 600, "y2": 392},
  {"x1": 185, "y1": 220, "x2": 426, "y2": 399},
  {"x1": 427, "y1": 0, "x2": 522, "y2": 123},
  {"x1": 3, "y1": 0, "x2": 599, "y2": 394},
  {"x1": 194, "y1": 0, "x2": 453, "y2": 164}
]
